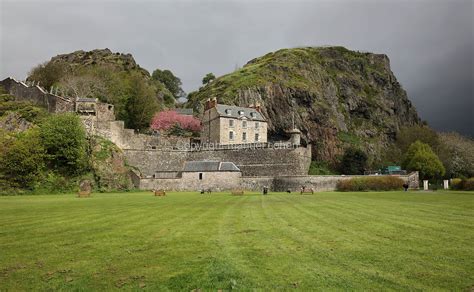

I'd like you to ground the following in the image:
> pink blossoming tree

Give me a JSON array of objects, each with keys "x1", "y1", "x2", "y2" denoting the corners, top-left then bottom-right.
[{"x1": 150, "y1": 110, "x2": 201, "y2": 134}]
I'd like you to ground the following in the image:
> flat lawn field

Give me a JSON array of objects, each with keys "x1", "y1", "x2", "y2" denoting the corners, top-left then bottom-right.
[{"x1": 0, "y1": 191, "x2": 473, "y2": 290}]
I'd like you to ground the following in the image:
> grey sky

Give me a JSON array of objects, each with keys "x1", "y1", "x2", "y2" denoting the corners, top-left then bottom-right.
[{"x1": 1, "y1": 0, "x2": 473, "y2": 136}]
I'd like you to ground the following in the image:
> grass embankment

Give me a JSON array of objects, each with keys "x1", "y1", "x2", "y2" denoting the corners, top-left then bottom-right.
[{"x1": 0, "y1": 191, "x2": 473, "y2": 290}]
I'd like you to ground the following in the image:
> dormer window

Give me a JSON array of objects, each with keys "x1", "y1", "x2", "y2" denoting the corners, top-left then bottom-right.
[
  {"x1": 225, "y1": 109, "x2": 232, "y2": 115},
  {"x1": 250, "y1": 112, "x2": 256, "y2": 118},
  {"x1": 238, "y1": 110, "x2": 244, "y2": 116}
]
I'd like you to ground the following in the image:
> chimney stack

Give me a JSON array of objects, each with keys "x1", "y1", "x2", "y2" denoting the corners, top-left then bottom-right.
[
  {"x1": 255, "y1": 102, "x2": 261, "y2": 112},
  {"x1": 249, "y1": 102, "x2": 261, "y2": 112},
  {"x1": 204, "y1": 97, "x2": 218, "y2": 111}
]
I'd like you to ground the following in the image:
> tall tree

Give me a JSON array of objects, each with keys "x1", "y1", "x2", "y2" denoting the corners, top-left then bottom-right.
[
  {"x1": 125, "y1": 74, "x2": 160, "y2": 131},
  {"x1": 402, "y1": 140, "x2": 445, "y2": 180},
  {"x1": 151, "y1": 69, "x2": 184, "y2": 98},
  {"x1": 28, "y1": 61, "x2": 69, "y2": 90},
  {"x1": 202, "y1": 73, "x2": 216, "y2": 85},
  {"x1": 339, "y1": 147, "x2": 368, "y2": 175},
  {"x1": 438, "y1": 133, "x2": 474, "y2": 178}
]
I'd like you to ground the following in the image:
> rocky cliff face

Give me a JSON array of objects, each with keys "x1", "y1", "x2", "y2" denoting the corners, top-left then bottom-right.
[
  {"x1": 187, "y1": 47, "x2": 420, "y2": 165},
  {"x1": 47, "y1": 48, "x2": 150, "y2": 78}
]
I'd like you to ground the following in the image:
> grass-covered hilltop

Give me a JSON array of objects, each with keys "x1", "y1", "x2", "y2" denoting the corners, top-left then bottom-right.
[{"x1": 187, "y1": 46, "x2": 420, "y2": 166}]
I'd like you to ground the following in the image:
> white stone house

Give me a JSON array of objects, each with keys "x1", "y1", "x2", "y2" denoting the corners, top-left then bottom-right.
[{"x1": 201, "y1": 98, "x2": 268, "y2": 145}]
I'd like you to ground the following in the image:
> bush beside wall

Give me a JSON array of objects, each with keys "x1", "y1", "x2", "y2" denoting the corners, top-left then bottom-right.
[
  {"x1": 451, "y1": 178, "x2": 474, "y2": 191},
  {"x1": 336, "y1": 176, "x2": 405, "y2": 192}
]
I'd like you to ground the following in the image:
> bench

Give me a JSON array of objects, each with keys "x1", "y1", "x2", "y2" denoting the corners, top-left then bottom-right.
[
  {"x1": 77, "y1": 191, "x2": 91, "y2": 198},
  {"x1": 154, "y1": 190, "x2": 166, "y2": 196},
  {"x1": 231, "y1": 190, "x2": 244, "y2": 196},
  {"x1": 300, "y1": 188, "x2": 314, "y2": 195}
]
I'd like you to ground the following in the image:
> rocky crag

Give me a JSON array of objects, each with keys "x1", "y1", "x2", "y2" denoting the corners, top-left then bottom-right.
[
  {"x1": 45, "y1": 48, "x2": 150, "y2": 78},
  {"x1": 187, "y1": 46, "x2": 420, "y2": 166}
]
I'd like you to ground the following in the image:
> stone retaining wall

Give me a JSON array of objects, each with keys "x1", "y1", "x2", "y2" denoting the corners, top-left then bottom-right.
[
  {"x1": 125, "y1": 145, "x2": 312, "y2": 177},
  {"x1": 138, "y1": 172, "x2": 419, "y2": 192}
]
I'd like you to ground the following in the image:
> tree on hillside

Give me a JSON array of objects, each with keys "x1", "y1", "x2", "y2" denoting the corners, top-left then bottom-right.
[
  {"x1": 125, "y1": 74, "x2": 160, "y2": 131},
  {"x1": 202, "y1": 73, "x2": 215, "y2": 85},
  {"x1": 39, "y1": 113, "x2": 88, "y2": 175},
  {"x1": 151, "y1": 69, "x2": 184, "y2": 98},
  {"x1": 60, "y1": 74, "x2": 107, "y2": 99},
  {"x1": 28, "y1": 61, "x2": 70, "y2": 90},
  {"x1": 402, "y1": 140, "x2": 445, "y2": 180},
  {"x1": 339, "y1": 147, "x2": 368, "y2": 175},
  {"x1": 396, "y1": 125, "x2": 441, "y2": 154}
]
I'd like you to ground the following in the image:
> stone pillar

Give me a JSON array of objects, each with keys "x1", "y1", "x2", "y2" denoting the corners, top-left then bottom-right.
[
  {"x1": 289, "y1": 128, "x2": 301, "y2": 147},
  {"x1": 423, "y1": 180, "x2": 429, "y2": 191},
  {"x1": 443, "y1": 180, "x2": 449, "y2": 190}
]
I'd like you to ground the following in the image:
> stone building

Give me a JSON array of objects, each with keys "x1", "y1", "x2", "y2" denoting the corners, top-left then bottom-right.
[{"x1": 201, "y1": 98, "x2": 268, "y2": 145}]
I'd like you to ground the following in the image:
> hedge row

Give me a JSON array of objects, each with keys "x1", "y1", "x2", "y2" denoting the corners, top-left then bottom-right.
[
  {"x1": 336, "y1": 176, "x2": 405, "y2": 192},
  {"x1": 451, "y1": 178, "x2": 474, "y2": 191}
]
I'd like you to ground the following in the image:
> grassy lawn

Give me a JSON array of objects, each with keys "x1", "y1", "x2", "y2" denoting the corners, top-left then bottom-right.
[{"x1": 0, "y1": 191, "x2": 473, "y2": 290}]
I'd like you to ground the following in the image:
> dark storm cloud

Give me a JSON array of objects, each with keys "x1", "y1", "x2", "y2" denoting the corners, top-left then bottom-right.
[{"x1": 1, "y1": 0, "x2": 472, "y2": 136}]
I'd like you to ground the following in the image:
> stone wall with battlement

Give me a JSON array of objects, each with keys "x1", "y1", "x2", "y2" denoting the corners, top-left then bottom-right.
[{"x1": 0, "y1": 77, "x2": 74, "y2": 113}]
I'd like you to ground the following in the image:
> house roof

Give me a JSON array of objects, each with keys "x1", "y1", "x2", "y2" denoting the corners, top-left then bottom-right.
[
  {"x1": 214, "y1": 104, "x2": 266, "y2": 121},
  {"x1": 76, "y1": 97, "x2": 98, "y2": 102},
  {"x1": 175, "y1": 108, "x2": 193, "y2": 116},
  {"x1": 182, "y1": 161, "x2": 240, "y2": 172}
]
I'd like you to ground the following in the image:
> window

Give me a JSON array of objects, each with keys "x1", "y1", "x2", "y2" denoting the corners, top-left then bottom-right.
[
  {"x1": 255, "y1": 122, "x2": 260, "y2": 129},
  {"x1": 229, "y1": 131, "x2": 234, "y2": 140},
  {"x1": 242, "y1": 132, "x2": 247, "y2": 141},
  {"x1": 238, "y1": 110, "x2": 244, "y2": 116},
  {"x1": 229, "y1": 119, "x2": 234, "y2": 127},
  {"x1": 250, "y1": 112, "x2": 256, "y2": 118},
  {"x1": 199, "y1": 173, "x2": 203, "y2": 180},
  {"x1": 225, "y1": 109, "x2": 232, "y2": 115},
  {"x1": 242, "y1": 121, "x2": 247, "y2": 128},
  {"x1": 255, "y1": 133, "x2": 259, "y2": 142}
]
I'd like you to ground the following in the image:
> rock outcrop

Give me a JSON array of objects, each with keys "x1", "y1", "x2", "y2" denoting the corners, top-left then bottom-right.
[
  {"x1": 187, "y1": 46, "x2": 420, "y2": 165},
  {"x1": 47, "y1": 48, "x2": 150, "y2": 78},
  {"x1": 90, "y1": 136, "x2": 134, "y2": 191}
]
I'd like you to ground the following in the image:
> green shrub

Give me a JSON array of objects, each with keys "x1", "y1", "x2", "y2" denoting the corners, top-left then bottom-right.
[
  {"x1": 451, "y1": 177, "x2": 474, "y2": 191},
  {"x1": 464, "y1": 178, "x2": 474, "y2": 191},
  {"x1": 0, "y1": 129, "x2": 45, "y2": 190},
  {"x1": 32, "y1": 172, "x2": 95, "y2": 194},
  {"x1": 336, "y1": 176, "x2": 405, "y2": 191},
  {"x1": 451, "y1": 178, "x2": 463, "y2": 190},
  {"x1": 39, "y1": 113, "x2": 89, "y2": 175}
]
